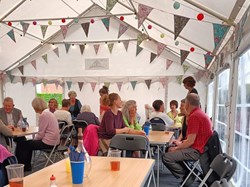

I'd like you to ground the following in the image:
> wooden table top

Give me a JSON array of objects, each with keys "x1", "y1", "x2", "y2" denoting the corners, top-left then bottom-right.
[
  {"x1": 7, "y1": 156, "x2": 155, "y2": 187},
  {"x1": 12, "y1": 126, "x2": 39, "y2": 137},
  {"x1": 147, "y1": 131, "x2": 174, "y2": 145}
]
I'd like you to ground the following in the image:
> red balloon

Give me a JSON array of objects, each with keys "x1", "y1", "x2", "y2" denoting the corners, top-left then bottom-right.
[
  {"x1": 120, "y1": 16, "x2": 124, "y2": 21},
  {"x1": 190, "y1": 47, "x2": 195, "y2": 52},
  {"x1": 197, "y1": 13, "x2": 204, "y2": 21},
  {"x1": 33, "y1": 21, "x2": 37, "y2": 25},
  {"x1": 148, "y1": 25, "x2": 152, "y2": 29},
  {"x1": 8, "y1": 22, "x2": 12, "y2": 26},
  {"x1": 90, "y1": 19, "x2": 95, "y2": 24},
  {"x1": 61, "y1": 18, "x2": 66, "y2": 23}
]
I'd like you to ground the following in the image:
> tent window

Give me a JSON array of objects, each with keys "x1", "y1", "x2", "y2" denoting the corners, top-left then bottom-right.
[
  {"x1": 233, "y1": 50, "x2": 250, "y2": 187},
  {"x1": 215, "y1": 69, "x2": 230, "y2": 152},
  {"x1": 206, "y1": 81, "x2": 214, "y2": 119}
]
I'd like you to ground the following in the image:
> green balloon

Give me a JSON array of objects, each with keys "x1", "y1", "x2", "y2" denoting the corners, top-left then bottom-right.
[{"x1": 173, "y1": 2, "x2": 180, "y2": 9}]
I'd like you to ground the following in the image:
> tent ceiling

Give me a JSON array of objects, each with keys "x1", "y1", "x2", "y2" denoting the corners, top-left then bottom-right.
[{"x1": 0, "y1": 0, "x2": 249, "y2": 73}]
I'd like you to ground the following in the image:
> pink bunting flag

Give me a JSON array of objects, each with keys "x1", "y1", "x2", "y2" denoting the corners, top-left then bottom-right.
[
  {"x1": 90, "y1": 82, "x2": 97, "y2": 92},
  {"x1": 123, "y1": 40, "x2": 129, "y2": 51},
  {"x1": 81, "y1": 23, "x2": 90, "y2": 37},
  {"x1": 116, "y1": 82, "x2": 123, "y2": 91},
  {"x1": 78, "y1": 82, "x2": 84, "y2": 91},
  {"x1": 60, "y1": 25, "x2": 68, "y2": 39},
  {"x1": 31, "y1": 60, "x2": 36, "y2": 70},
  {"x1": 94, "y1": 45, "x2": 100, "y2": 54},
  {"x1": 21, "y1": 22, "x2": 30, "y2": 36},
  {"x1": 118, "y1": 23, "x2": 128, "y2": 38},
  {"x1": 18, "y1": 66, "x2": 24, "y2": 75},
  {"x1": 20, "y1": 77, "x2": 26, "y2": 85},
  {"x1": 166, "y1": 59, "x2": 173, "y2": 70},
  {"x1": 138, "y1": 4, "x2": 153, "y2": 28},
  {"x1": 53, "y1": 48, "x2": 59, "y2": 57},
  {"x1": 157, "y1": 42, "x2": 166, "y2": 57},
  {"x1": 159, "y1": 77, "x2": 168, "y2": 88},
  {"x1": 7, "y1": 29, "x2": 16, "y2": 43}
]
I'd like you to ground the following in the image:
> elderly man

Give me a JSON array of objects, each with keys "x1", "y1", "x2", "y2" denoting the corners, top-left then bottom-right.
[{"x1": 162, "y1": 93, "x2": 212, "y2": 186}]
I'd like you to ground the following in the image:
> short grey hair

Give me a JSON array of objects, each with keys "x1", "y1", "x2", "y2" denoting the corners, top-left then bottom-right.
[
  {"x1": 121, "y1": 100, "x2": 136, "y2": 123},
  {"x1": 186, "y1": 93, "x2": 200, "y2": 107},
  {"x1": 3, "y1": 97, "x2": 14, "y2": 103},
  {"x1": 32, "y1": 97, "x2": 47, "y2": 111},
  {"x1": 68, "y1": 91, "x2": 77, "y2": 97},
  {"x1": 81, "y1": 105, "x2": 91, "y2": 112}
]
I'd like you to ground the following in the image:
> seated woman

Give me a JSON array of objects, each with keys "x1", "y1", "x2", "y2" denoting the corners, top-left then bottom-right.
[
  {"x1": 98, "y1": 93, "x2": 145, "y2": 155},
  {"x1": 167, "y1": 100, "x2": 182, "y2": 129},
  {"x1": 99, "y1": 94, "x2": 110, "y2": 122},
  {"x1": 15, "y1": 97, "x2": 60, "y2": 171},
  {"x1": 47, "y1": 98, "x2": 58, "y2": 113},
  {"x1": 76, "y1": 105, "x2": 100, "y2": 125},
  {"x1": 0, "y1": 120, "x2": 13, "y2": 149}
]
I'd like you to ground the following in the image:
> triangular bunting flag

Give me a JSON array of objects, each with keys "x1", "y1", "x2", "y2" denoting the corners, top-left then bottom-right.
[
  {"x1": 104, "y1": 82, "x2": 110, "y2": 88},
  {"x1": 108, "y1": 43, "x2": 114, "y2": 54},
  {"x1": 42, "y1": 79, "x2": 47, "y2": 87},
  {"x1": 136, "y1": 45, "x2": 143, "y2": 56},
  {"x1": 40, "y1": 25, "x2": 48, "y2": 38},
  {"x1": 138, "y1": 4, "x2": 153, "y2": 28},
  {"x1": 53, "y1": 48, "x2": 59, "y2": 57},
  {"x1": 20, "y1": 77, "x2": 26, "y2": 85},
  {"x1": 66, "y1": 81, "x2": 72, "y2": 90},
  {"x1": 204, "y1": 52, "x2": 214, "y2": 68},
  {"x1": 118, "y1": 23, "x2": 128, "y2": 38},
  {"x1": 42, "y1": 54, "x2": 48, "y2": 63},
  {"x1": 157, "y1": 42, "x2": 166, "y2": 57},
  {"x1": 65, "y1": 43, "x2": 71, "y2": 53},
  {"x1": 174, "y1": 15, "x2": 190, "y2": 40},
  {"x1": 60, "y1": 25, "x2": 68, "y2": 39},
  {"x1": 31, "y1": 60, "x2": 36, "y2": 70},
  {"x1": 7, "y1": 29, "x2": 16, "y2": 42},
  {"x1": 123, "y1": 40, "x2": 129, "y2": 51},
  {"x1": 79, "y1": 45, "x2": 85, "y2": 55},
  {"x1": 182, "y1": 64, "x2": 190, "y2": 73},
  {"x1": 116, "y1": 82, "x2": 123, "y2": 91},
  {"x1": 159, "y1": 77, "x2": 168, "y2": 88},
  {"x1": 78, "y1": 82, "x2": 84, "y2": 91},
  {"x1": 145, "y1": 79, "x2": 152, "y2": 90},
  {"x1": 137, "y1": 33, "x2": 148, "y2": 46},
  {"x1": 31, "y1": 78, "x2": 37, "y2": 86},
  {"x1": 130, "y1": 81, "x2": 137, "y2": 90},
  {"x1": 55, "y1": 80, "x2": 60, "y2": 89},
  {"x1": 180, "y1": 50, "x2": 190, "y2": 65},
  {"x1": 166, "y1": 59, "x2": 173, "y2": 70},
  {"x1": 90, "y1": 82, "x2": 97, "y2": 92},
  {"x1": 106, "y1": 0, "x2": 118, "y2": 12},
  {"x1": 81, "y1": 23, "x2": 90, "y2": 37},
  {"x1": 101, "y1": 18, "x2": 110, "y2": 31},
  {"x1": 94, "y1": 45, "x2": 100, "y2": 54},
  {"x1": 213, "y1": 23, "x2": 230, "y2": 49},
  {"x1": 20, "y1": 22, "x2": 30, "y2": 36},
  {"x1": 18, "y1": 66, "x2": 24, "y2": 75},
  {"x1": 150, "y1": 53, "x2": 157, "y2": 63},
  {"x1": 6, "y1": 71, "x2": 14, "y2": 83},
  {"x1": 176, "y1": 75, "x2": 183, "y2": 85}
]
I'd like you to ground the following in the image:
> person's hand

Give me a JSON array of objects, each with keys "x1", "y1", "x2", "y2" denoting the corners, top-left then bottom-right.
[
  {"x1": 168, "y1": 146, "x2": 177, "y2": 152},
  {"x1": 173, "y1": 140, "x2": 182, "y2": 146},
  {"x1": 7, "y1": 125, "x2": 15, "y2": 131}
]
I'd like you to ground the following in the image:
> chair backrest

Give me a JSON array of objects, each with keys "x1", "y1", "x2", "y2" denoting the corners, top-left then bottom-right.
[
  {"x1": 150, "y1": 117, "x2": 166, "y2": 131},
  {"x1": 109, "y1": 134, "x2": 149, "y2": 152},
  {"x1": 211, "y1": 179, "x2": 229, "y2": 187},
  {"x1": 73, "y1": 120, "x2": 88, "y2": 132}
]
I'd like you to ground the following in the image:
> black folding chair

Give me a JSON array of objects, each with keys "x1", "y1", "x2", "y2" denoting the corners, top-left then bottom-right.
[{"x1": 150, "y1": 117, "x2": 166, "y2": 131}]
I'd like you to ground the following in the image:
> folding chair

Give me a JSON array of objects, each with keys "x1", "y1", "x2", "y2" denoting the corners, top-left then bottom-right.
[
  {"x1": 108, "y1": 134, "x2": 156, "y2": 187},
  {"x1": 150, "y1": 117, "x2": 166, "y2": 131},
  {"x1": 210, "y1": 178, "x2": 229, "y2": 187}
]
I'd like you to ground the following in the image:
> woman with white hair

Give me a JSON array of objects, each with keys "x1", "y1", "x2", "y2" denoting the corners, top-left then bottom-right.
[
  {"x1": 68, "y1": 91, "x2": 82, "y2": 120},
  {"x1": 76, "y1": 105, "x2": 100, "y2": 125}
]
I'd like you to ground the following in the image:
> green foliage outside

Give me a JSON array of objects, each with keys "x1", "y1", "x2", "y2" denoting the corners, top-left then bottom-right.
[{"x1": 36, "y1": 93, "x2": 63, "y2": 107}]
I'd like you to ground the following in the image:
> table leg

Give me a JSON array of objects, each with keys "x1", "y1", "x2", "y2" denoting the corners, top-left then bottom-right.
[{"x1": 157, "y1": 145, "x2": 160, "y2": 187}]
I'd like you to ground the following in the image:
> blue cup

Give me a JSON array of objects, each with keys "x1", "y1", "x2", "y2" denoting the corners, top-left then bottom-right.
[
  {"x1": 143, "y1": 125, "x2": 150, "y2": 135},
  {"x1": 71, "y1": 161, "x2": 84, "y2": 184}
]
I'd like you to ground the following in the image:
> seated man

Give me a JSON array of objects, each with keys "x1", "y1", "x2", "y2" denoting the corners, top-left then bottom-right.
[
  {"x1": 54, "y1": 99, "x2": 72, "y2": 126},
  {"x1": 149, "y1": 100, "x2": 174, "y2": 129},
  {"x1": 162, "y1": 93, "x2": 213, "y2": 186}
]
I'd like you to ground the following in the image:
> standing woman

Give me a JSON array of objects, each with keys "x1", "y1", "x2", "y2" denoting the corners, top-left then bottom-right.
[
  {"x1": 182, "y1": 76, "x2": 198, "y2": 95},
  {"x1": 68, "y1": 91, "x2": 82, "y2": 120}
]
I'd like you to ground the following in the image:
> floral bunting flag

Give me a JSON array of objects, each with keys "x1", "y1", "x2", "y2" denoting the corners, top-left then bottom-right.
[
  {"x1": 65, "y1": 43, "x2": 71, "y2": 53},
  {"x1": 150, "y1": 53, "x2": 157, "y2": 63},
  {"x1": 159, "y1": 77, "x2": 168, "y2": 88},
  {"x1": 101, "y1": 18, "x2": 110, "y2": 31},
  {"x1": 213, "y1": 23, "x2": 230, "y2": 49},
  {"x1": 18, "y1": 66, "x2": 24, "y2": 75},
  {"x1": 60, "y1": 25, "x2": 68, "y2": 39},
  {"x1": 157, "y1": 42, "x2": 166, "y2": 57},
  {"x1": 180, "y1": 50, "x2": 190, "y2": 65},
  {"x1": 174, "y1": 15, "x2": 190, "y2": 40},
  {"x1": 176, "y1": 75, "x2": 183, "y2": 85},
  {"x1": 118, "y1": 23, "x2": 128, "y2": 38},
  {"x1": 6, "y1": 71, "x2": 14, "y2": 83},
  {"x1": 21, "y1": 22, "x2": 30, "y2": 36},
  {"x1": 21, "y1": 77, "x2": 26, "y2": 85},
  {"x1": 94, "y1": 45, "x2": 100, "y2": 54},
  {"x1": 31, "y1": 60, "x2": 36, "y2": 70},
  {"x1": 104, "y1": 82, "x2": 110, "y2": 88},
  {"x1": 137, "y1": 33, "x2": 148, "y2": 46},
  {"x1": 79, "y1": 45, "x2": 85, "y2": 55},
  {"x1": 108, "y1": 43, "x2": 114, "y2": 54},
  {"x1": 78, "y1": 82, "x2": 84, "y2": 91},
  {"x1": 40, "y1": 25, "x2": 48, "y2": 38},
  {"x1": 116, "y1": 82, "x2": 123, "y2": 91},
  {"x1": 53, "y1": 48, "x2": 59, "y2": 57},
  {"x1": 55, "y1": 80, "x2": 60, "y2": 89},
  {"x1": 31, "y1": 78, "x2": 37, "y2": 86},
  {"x1": 42, "y1": 54, "x2": 48, "y2": 63},
  {"x1": 138, "y1": 4, "x2": 153, "y2": 28},
  {"x1": 66, "y1": 81, "x2": 72, "y2": 90},
  {"x1": 90, "y1": 82, "x2": 97, "y2": 92},
  {"x1": 130, "y1": 81, "x2": 137, "y2": 90},
  {"x1": 7, "y1": 29, "x2": 16, "y2": 42},
  {"x1": 145, "y1": 79, "x2": 152, "y2": 89},
  {"x1": 123, "y1": 40, "x2": 129, "y2": 51},
  {"x1": 204, "y1": 52, "x2": 214, "y2": 68},
  {"x1": 136, "y1": 45, "x2": 143, "y2": 56},
  {"x1": 182, "y1": 64, "x2": 190, "y2": 73},
  {"x1": 166, "y1": 59, "x2": 173, "y2": 70},
  {"x1": 106, "y1": 0, "x2": 118, "y2": 12},
  {"x1": 81, "y1": 23, "x2": 90, "y2": 37}
]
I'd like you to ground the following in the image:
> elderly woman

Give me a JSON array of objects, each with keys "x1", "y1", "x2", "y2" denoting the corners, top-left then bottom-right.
[
  {"x1": 15, "y1": 97, "x2": 60, "y2": 171},
  {"x1": 68, "y1": 91, "x2": 82, "y2": 120},
  {"x1": 47, "y1": 98, "x2": 58, "y2": 113},
  {"x1": 122, "y1": 100, "x2": 142, "y2": 130},
  {"x1": 167, "y1": 100, "x2": 182, "y2": 128},
  {"x1": 76, "y1": 105, "x2": 100, "y2": 125}
]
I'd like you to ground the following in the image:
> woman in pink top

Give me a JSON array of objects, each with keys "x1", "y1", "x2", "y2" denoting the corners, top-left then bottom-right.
[{"x1": 15, "y1": 97, "x2": 60, "y2": 171}]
